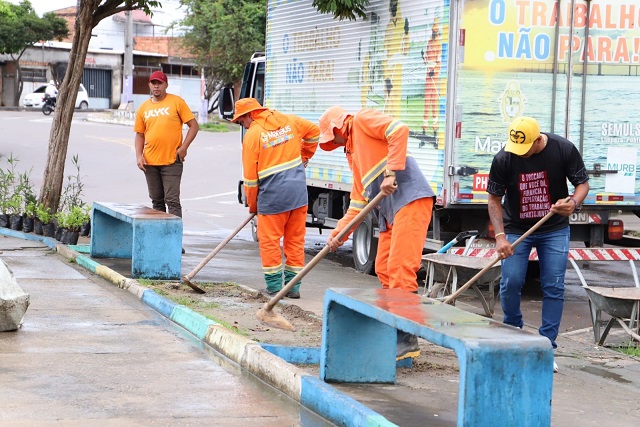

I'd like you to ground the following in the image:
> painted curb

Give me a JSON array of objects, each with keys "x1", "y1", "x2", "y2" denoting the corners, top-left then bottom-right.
[{"x1": 0, "y1": 228, "x2": 394, "y2": 426}]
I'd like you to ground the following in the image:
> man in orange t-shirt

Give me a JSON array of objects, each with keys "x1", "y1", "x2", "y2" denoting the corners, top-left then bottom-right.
[{"x1": 134, "y1": 71, "x2": 199, "y2": 219}]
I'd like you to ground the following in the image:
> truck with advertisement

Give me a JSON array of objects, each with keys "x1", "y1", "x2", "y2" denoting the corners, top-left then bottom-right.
[{"x1": 220, "y1": 0, "x2": 640, "y2": 274}]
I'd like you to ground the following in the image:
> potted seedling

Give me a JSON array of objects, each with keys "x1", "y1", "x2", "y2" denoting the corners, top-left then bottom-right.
[
  {"x1": 6, "y1": 194, "x2": 23, "y2": 230},
  {"x1": 19, "y1": 170, "x2": 36, "y2": 233},
  {"x1": 54, "y1": 211, "x2": 68, "y2": 241},
  {"x1": 63, "y1": 206, "x2": 86, "y2": 245},
  {"x1": 80, "y1": 204, "x2": 91, "y2": 237},
  {"x1": 23, "y1": 198, "x2": 37, "y2": 233},
  {"x1": 35, "y1": 203, "x2": 54, "y2": 237}
]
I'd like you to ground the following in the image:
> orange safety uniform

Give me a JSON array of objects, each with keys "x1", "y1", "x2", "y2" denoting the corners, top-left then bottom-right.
[
  {"x1": 134, "y1": 93, "x2": 195, "y2": 165},
  {"x1": 326, "y1": 108, "x2": 435, "y2": 292},
  {"x1": 242, "y1": 109, "x2": 319, "y2": 293}
]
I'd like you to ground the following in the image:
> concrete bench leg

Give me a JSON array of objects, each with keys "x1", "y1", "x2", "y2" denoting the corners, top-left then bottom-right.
[
  {"x1": 132, "y1": 220, "x2": 182, "y2": 280},
  {"x1": 458, "y1": 346, "x2": 553, "y2": 426},
  {"x1": 320, "y1": 301, "x2": 397, "y2": 383},
  {"x1": 90, "y1": 209, "x2": 133, "y2": 258}
]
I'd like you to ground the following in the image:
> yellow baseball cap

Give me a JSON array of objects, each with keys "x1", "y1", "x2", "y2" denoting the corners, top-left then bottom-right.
[{"x1": 506, "y1": 116, "x2": 540, "y2": 156}]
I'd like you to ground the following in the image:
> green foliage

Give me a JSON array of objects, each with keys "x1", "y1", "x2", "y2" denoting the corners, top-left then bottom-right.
[
  {"x1": 0, "y1": 153, "x2": 19, "y2": 214},
  {"x1": 6, "y1": 194, "x2": 22, "y2": 215},
  {"x1": 54, "y1": 210, "x2": 68, "y2": 229},
  {"x1": 0, "y1": 0, "x2": 69, "y2": 56},
  {"x1": 179, "y1": 0, "x2": 266, "y2": 85},
  {"x1": 60, "y1": 154, "x2": 85, "y2": 213},
  {"x1": 25, "y1": 200, "x2": 36, "y2": 218},
  {"x1": 35, "y1": 203, "x2": 52, "y2": 224},
  {"x1": 312, "y1": 0, "x2": 370, "y2": 21},
  {"x1": 64, "y1": 205, "x2": 89, "y2": 232}
]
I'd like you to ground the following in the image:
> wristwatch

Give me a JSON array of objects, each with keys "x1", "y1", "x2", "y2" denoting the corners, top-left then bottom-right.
[{"x1": 384, "y1": 169, "x2": 396, "y2": 178}]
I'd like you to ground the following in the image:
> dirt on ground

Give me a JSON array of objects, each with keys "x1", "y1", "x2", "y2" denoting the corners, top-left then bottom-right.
[
  {"x1": 142, "y1": 280, "x2": 461, "y2": 379},
  {"x1": 144, "y1": 280, "x2": 324, "y2": 347}
]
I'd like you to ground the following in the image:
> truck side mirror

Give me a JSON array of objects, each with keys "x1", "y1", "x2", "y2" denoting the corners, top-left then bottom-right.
[{"x1": 218, "y1": 87, "x2": 235, "y2": 121}]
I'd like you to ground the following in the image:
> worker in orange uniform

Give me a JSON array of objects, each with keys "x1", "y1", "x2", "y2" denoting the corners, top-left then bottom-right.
[
  {"x1": 318, "y1": 106, "x2": 435, "y2": 360},
  {"x1": 232, "y1": 98, "x2": 319, "y2": 299}
]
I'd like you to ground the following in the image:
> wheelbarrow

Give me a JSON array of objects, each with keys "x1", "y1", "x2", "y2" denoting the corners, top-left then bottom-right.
[
  {"x1": 582, "y1": 286, "x2": 640, "y2": 345},
  {"x1": 422, "y1": 231, "x2": 501, "y2": 317},
  {"x1": 569, "y1": 258, "x2": 640, "y2": 345}
]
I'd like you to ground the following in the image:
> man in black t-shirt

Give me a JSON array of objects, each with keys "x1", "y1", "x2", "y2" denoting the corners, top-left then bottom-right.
[{"x1": 487, "y1": 116, "x2": 589, "y2": 373}]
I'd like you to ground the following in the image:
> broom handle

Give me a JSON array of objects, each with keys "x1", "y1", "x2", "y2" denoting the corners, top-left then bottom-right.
[
  {"x1": 443, "y1": 197, "x2": 570, "y2": 304},
  {"x1": 265, "y1": 191, "x2": 387, "y2": 310}
]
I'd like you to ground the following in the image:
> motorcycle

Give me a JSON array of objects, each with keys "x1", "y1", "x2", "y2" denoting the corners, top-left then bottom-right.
[{"x1": 42, "y1": 94, "x2": 56, "y2": 115}]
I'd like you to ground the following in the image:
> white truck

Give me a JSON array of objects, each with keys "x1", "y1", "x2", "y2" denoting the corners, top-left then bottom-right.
[{"x1": 220, "y1": 0, "x2": 640, "y2": 274}]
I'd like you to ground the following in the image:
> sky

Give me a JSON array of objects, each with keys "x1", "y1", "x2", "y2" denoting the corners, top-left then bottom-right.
[
  {"x1": 7, "y1": 0, "x2": 186, "y2": 29},
  {"x1": 8, "y1": 0, "x2": 77, "y2": 16}
]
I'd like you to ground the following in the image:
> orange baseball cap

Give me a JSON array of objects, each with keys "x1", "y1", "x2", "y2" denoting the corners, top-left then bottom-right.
[
  {"x1": 506, "y1": 116, "x2": 540, "y2": 156},
  {"x1": 318, "y1": 106, "x2": 350, "y2": 151},
  {"x1": 231, "y1": 98, "x2": 267, "y2": 122}
]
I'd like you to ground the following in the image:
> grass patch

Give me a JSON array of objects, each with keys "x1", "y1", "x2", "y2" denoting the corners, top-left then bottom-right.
[
  {"x1": 615, "y1": 341, "x2": 640, "y2": 357},
  {"x1": 199, "y1": 118, "x2": 238, "y2": 132}
]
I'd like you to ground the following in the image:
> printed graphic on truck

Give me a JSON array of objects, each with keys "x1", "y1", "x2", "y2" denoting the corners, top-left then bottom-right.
[
  {"x1": 458, "y1": 0, "x2": 640, "y2": 205},
  {"x1": 264, "y1": 0, "x2": 640, "y2": 208}
]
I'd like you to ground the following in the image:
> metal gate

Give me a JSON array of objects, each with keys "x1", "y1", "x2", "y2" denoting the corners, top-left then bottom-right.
[{"x1": 82, "y1": 68, "x2": 112, "y2": 108}]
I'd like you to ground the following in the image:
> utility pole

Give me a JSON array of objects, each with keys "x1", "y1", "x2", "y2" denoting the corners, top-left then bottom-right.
[
  {"x1": 198, "y1": 68, "x2": 208, "y2": 124},
  {"x1": 119, "y1": 10, "x2": 134, "y2": 111}
]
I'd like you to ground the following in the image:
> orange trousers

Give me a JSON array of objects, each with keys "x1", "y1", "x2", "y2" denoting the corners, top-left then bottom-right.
[
  {"x1": 375, "y1": 197, "x2": 433, "y2": 292},
  {"x1": 257, "y1": 205, "x2": 307, "y2": 284}
]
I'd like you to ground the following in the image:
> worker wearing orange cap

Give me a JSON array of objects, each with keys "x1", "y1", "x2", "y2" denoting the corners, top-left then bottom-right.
[
  {"x1": 232, "y1": 98, "x2": 319, "y2": 298},
  {"x1": 318, "y1": 106, "x2": 435, "y2": 360}
]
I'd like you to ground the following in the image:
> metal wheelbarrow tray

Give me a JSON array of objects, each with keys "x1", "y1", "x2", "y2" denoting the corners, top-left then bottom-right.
[
  {"x1": 583, "y1": 286, "x2": 640, "y2": 345},
  {"x1": 421, "y1": 253, "x2": 501, "y2": 317}
]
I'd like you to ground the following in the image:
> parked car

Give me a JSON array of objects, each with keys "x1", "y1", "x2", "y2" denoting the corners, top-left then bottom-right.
[{"x1": 22, "y1": 84, "x2": 89, "y2": 109}]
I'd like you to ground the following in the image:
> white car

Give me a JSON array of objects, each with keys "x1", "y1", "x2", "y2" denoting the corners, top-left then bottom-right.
[{"x1": 22, "y1": 84, "x2": 89, "y2": 109}]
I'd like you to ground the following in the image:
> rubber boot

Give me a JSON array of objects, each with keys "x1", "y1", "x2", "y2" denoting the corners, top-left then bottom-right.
[
  {"x1": 396, "y1": 330, "x2": 420, "y2": 361},
  {"x1": 284, "y1": 270, "x2": 301, "y2": 299},
  {"x1": 263, "y1": 272, "x2": 282, "y2": 296}
]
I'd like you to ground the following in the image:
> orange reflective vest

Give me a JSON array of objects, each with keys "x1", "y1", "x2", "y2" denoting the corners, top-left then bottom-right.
[
  {"x1": 242, "y1": 109, "x2": 319, "y2": 214},
  {"x1": 334, "y1": 108, "x2": 435, "y2": 236}
]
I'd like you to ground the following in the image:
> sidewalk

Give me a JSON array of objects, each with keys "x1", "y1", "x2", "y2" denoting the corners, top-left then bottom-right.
[{"x1": 1, "y1": 228, "x2": 640, "y2": 426}]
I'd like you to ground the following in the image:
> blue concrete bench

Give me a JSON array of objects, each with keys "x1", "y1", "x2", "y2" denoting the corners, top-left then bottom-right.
[
  {"x1": 89, "y1": 202, "x2": 182, "y2": 279},
  {"x1": 320, "y1": 288, "x2": 553, "y2": 427}
]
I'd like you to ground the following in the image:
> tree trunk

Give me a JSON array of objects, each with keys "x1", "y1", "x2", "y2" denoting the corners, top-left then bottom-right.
[{"x1": 38, "y1": 2, "x2": 98, "y2": 212}]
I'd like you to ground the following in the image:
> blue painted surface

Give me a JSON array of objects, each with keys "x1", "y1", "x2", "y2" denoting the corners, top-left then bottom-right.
[
  {"x1": 301, "y1": 376, "x2": 396, "y2": 427},
  {"x1": 321, "y1": 288, "x2": 554, "y2": 427},
  {"x1": 141, "y1": 289, "x2": 177, "y2": 318},
  {"x1": 90, "y1": 202, "x2": 182, "y2": 279},
  {"x1": 76, "y1": 255, "x2": 99, "y2": 273},
  {"x1": 0, "y1": 228, "x2": 56, "y2": 248},
  {"x1": 171, "y1": 305, "x2": 216, "y2": 340},
  {"x1": 260, "y1": 344, "x2": 320, "y2": 364},
  {"x1": 68, "y1": 244, "x2": 90, "y2": 254}
]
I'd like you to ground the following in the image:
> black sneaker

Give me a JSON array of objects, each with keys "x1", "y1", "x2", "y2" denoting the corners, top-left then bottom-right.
[
  {"x1": 396, "y1": 331, "x2": 420, "y2": 361},
  {"x1": 286, "y1": 290, "x2": 300, "y2": 299},
  {"x1": 182, "y1": 247, "x2": 186, "y2": 254}
]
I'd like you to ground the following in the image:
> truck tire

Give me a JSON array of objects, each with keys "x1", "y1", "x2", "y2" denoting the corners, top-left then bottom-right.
[{"x1": 352, "y1": 211, "x2": 378, "y2": 275}]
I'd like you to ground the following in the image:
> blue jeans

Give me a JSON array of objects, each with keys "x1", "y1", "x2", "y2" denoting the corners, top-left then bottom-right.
[{"x1": 500, "y1": 227, "x2": 570, "y2": 349}]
